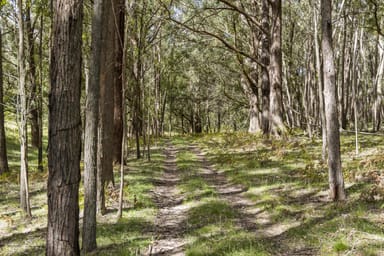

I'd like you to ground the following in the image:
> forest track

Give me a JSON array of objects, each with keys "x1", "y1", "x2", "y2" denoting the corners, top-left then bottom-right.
[
  {"x1": 145, "y1": 142, "x2": 319, "y2": 256},
  {"x1": 145, "y1": 143, "x2": 187, "y2": 256},
  {"x1": 189, "y1": 145, "x2": 319, "y2": 256},
  {"x1": 189, "y1": 145, "x2": 261, "y2": 233}
]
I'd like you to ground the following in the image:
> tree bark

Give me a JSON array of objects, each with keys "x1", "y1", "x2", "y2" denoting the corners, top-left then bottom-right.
[
  {"x1": 113, "y1": 0, "x2": 125, "y2": 164},
  {"x1": 25, "y1": 0, "x2": 39, "y2": 149},
  {"x1": 47, "y1": 0, "x2": 83, "y2": 254},
  {"x1": 241, "y1": 77, "x2": 260, "y2": 133},
  {"x1": 97, "y1": 0, "x2": 116, "y2": 214},
  {"x1": 374, "y1": 36, "x2": 384, "y2": 132},
  {"x1": 117, "y1": 2, "x2": 130, "y2": 218},
  {"x1": 269, "y1": 0, "x2": 286, "y2": 136},
  {"x1": 261, "y1": 0, "x2": 270, "y2": 134},
  {"x1": 17, "y1": 0, "x2": 32, "y2": 218},
  {"x1": 321, "y1": 0, "x2": 346, "y2": 201},
  {"x1": 314, "y1": 6, "x2": 327, "y2": 161},
  {"x1": 0, "y1": 26, "x2": 9, "y2": 175},
  {"x1": 82, "y1": 0, "x2": 103, "y2": 251},
  {"x1": 37, "y1": 13, "x2": 44, "y2": 172}
]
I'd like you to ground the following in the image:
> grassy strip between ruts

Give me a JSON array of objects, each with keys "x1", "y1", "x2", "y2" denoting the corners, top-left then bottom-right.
[{"x1": 182, "y1": 132, "x2": 384, "y2": 255}]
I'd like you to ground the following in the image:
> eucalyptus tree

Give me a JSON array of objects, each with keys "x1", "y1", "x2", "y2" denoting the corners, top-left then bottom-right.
[
  {"x1": 83, "y1": 0, "x2": 103, "y2": 251},
  {"x1": 321, "y1": 0, "x2": 346, "y2": 201},
  {"x1": 47, "y1": 0, "x2": 83, "y2": 254},
  {"x1": 17, "y1": 0, "x2": 32, "y2": 217},
  {"x1": 0, "y1": 25, "x2": 8, "y2": 175},
  {"x1": 113, "y1": 0, "x2": 125, "y2": 164},
  {"x1": 97, "y1": 0, "x2": 119, "y2": 215}
]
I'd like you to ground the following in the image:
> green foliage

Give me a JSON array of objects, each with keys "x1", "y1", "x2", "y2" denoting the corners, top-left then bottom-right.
[
  {"x1": 0, "y1": 0, "x2": 6, "y2": 9},
  {"x1": 187, "y1": 229, "x2": 269, "y2": 256},
  {"x1": 333, "y1": 240, "x2": 349, "y2": 253},
  {"x1": 187, "y1": 200, "x2": 236, "y2": 230}
]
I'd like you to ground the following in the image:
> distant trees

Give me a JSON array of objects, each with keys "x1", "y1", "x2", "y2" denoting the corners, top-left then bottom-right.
[{"x1": 47, "y1": 0, "x2": 83, "y2": 254}]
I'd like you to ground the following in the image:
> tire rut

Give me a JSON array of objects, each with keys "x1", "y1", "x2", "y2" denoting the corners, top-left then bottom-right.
[{"x1": 145, "y1": 143, "x2": 187, "y2": 256}]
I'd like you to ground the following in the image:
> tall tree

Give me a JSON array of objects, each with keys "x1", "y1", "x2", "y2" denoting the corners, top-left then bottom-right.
[
  {"x1": 113, "y1": 0, "x2": 125, "y2": 164},
  {"x1": 37, "y1": 12, "x2": 44, "y2": 171},
  {"x1": 313, "y1": 5, "x2": 327, "y2": 161},
  {"x1": 17, "y1": 0, "x2": 31, "y2": 217},
  {"x1": 269, "y1": 0, "x2": 285, "y2": 136},
  {"x1": 261, "y1": 0, "x2": 270, "y2": 134},
  {"x1": 0, "y1": 25, "x2": 9, "y2": 175},
  {"x1": 321, "y1": 0, "x2": 346, "y2": 201},
  {"x1": 97, "y1": 0, "x2": 116, "y2": 215},
  {"x1": 82, "y1": 0, "x2": 103, "y2": 251},
  {"x1": 47, "y1": 0, "x2": 83, "y2": 254},
  {"x1": 25, "y1": 0, "x2": 39, "y2": 149}
]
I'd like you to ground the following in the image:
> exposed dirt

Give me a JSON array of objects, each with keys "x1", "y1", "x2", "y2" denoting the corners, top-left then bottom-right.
[
  {"x1": 146, "y1": 143, "x2": 321, "y2": 256},
  {"x1": 146, "y1": 143, "x2": 187, "y2": 256}
]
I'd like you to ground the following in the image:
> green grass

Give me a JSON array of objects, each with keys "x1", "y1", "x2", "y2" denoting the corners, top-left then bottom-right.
[
  {"x1": 184, "y1": 132, "x2": 384, "y2": 255},
  {"x1": 2, "y1": 123, "x2": 384, "y2": 255},
  {"x1": 0, "y1": 119, "x2": 167, "y2": 255},
  {"x1": 176, "y1": 150, "x2": 216, "y2": 201},
  {"x1": 186, "y1": 228, "x2": 269, "y2": 256}
]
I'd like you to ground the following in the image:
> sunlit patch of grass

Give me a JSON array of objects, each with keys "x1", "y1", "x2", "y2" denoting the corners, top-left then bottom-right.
[
  {"x1": 186, "y1": 132, "x2": 384, "y2": 254},
  {"x1": 186, "y1": 223, "x2": 269, "y2": 256},
  {"x1": 180, "y1": 176, "x2": 216, "y2": 201},
  {"x1": 187, "y1": 199, "x2": 236, "y2": 231},
  {"x1": 96, "y1": 215, "x2": 155, "y2": 255},
  {"x1": 1, "y1": 131, "x2": 166, "y2": 255},
  {"x1": 175, "y1": 150, "x2": 216, "y2": 201}
]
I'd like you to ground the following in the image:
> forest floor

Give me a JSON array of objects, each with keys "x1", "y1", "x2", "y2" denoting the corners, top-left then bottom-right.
[{"x1": 1, "y1": 131, "x2": 384, "y2": 255}]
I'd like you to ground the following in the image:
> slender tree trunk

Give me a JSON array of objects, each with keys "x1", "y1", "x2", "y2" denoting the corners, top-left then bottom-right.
[
  {"x1": 113, "y1": 0, "x2": 124, "y2": 164},
  {"x1": 321, "y1": 0, "x2": 346, "y2": 201},
  {"x1": 17, "y1": 0, "x2": 32, "y2": 218},
  {"x1": 25, "y1": 1, "x2": 39, "y2": 149},
  {"x1": 47, "y1": 0, "x2": 83, "y2": 254},
  {"x1": 374, "y1": 36, "x2": 384, "y2": 132},
  {"x1": 314, "y1": 7, "x2": 327, "y2": 161},
  {"x1": 37, "y1": 14, "x2": 43, "y2": 172},
  {"x1": 117, "y1": 10, "x2": 130, "y2": 218},
  {"x1": 0, "y1": 26, "x2": 9, "y2": 175},
  {"x1": 82, "y1": 0, "x2": 103, "y2": 251},
  {"x1": 269, "y1": 0, "x2": 286, "y2": 136},
  {"x1": 339, "y1": 11, "x2": 347, "y2": 130},
  {"x1": 97, "y1": 0, "x2": 116, "y2": 214},
  {"x1": 261, "y1": 0, "x2": 270, "y2": 135},
  {"x1": 351, "y1": 30, "x2": 359, "y2": 154}
]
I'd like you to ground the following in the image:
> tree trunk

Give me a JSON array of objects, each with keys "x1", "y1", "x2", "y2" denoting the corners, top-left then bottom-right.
[
  {"x1": 37, "y1": 14, "x2": 43, "y2": 172},
  {"x1": 17, "y1": 0, "x2": 32, "y2": 218},
  {"x1": 97, "y1": 0, "x2": 116, "y2": 214},
  {"x1": 0, "y1": 26, "x2": 9, "y2": 175},
  {"x1": 117, "y1": 6, "x2": 130, "y2": 218},
  {"x1": 113, "y1": 0, "x2": 125, "y2": 164},
  {"x1": 47, "y1": 0, "x2": 83, "y2": 254},
  {"x1": 314, "y1": 7, "x2": 327, "y2": 161},
  {"x1": 25, "y1": 0, "x2": 39, "y2": 149},
  {"x1": 269, "y1": 0, "x2": 286, "y2": 136},
  {"x1": 321, "y1": 0, "x2": 346, "y2": 201},
  {"x1": 374, "y1": 36, "x2": 384, "y2": 132},
  {"x1": 261, "y1": 0, "x2": 270, "y2": 135},
  {"x1": 82, "y1": 0, "x2": 103, "y2": 251}
]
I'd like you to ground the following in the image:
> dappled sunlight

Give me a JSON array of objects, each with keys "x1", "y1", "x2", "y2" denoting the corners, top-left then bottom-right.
[{"x1": 1, "y1": 132, "x2": 384, "y2": 255}]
